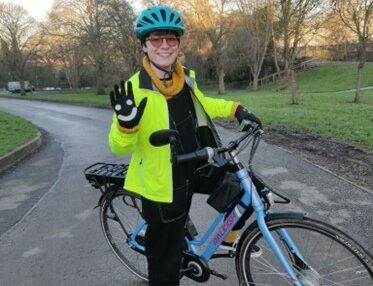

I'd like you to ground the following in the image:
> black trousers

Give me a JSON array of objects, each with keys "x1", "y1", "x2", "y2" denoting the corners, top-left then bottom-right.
[
  {"x1": 142, "y1": 185, "x2": 193, "y2": 286},
  {"x1": 140, "y1": 173, "x2": 261, "y2": 286}
]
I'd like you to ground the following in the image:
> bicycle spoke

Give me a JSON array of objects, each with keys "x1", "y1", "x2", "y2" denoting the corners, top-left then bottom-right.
[
  {"x1": 323, "y1": 264, "x2": 368, "y2": 277},
  {"x1": 336, "y1": 275, "x2": 371, "y2": 285},
  {"x1": 100, "y1": 191, "x2": 148, "y2": 281},
  {"x1": 319, "y1": 255, "x2": 360, "y2": 272},
  {"x1": 249, "y1": 253, "x2": 294, "y2": 285},
  {"x1": 237, "y1": 218, "x2": 372, "y2": 286},
  {"x1": 239, "y1": 280, "x2": 287, "y2": 286}
]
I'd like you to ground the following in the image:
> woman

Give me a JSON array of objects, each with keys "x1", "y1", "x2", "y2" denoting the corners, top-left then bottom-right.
[{"x1": 108, "y1": 5, "x2": 262, "y2": 285}]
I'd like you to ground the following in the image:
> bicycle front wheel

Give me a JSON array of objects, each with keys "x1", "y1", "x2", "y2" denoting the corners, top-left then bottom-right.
[
  {"x1": 236, "y1": 217, "x2": 373, "y2": 286},
  {"x1": 100, "y1": 190, "x2": 148, "y2": 281}
]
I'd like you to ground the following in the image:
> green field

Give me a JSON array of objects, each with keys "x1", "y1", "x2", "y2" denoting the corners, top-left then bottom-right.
[
  {"x1": 214, "y1": 63, "x2": 373, "y2": 149},
  {"x1": 0, "y1": 111, "x2": 38, "y2": 157},
  {"x1": 0, "y1": 63, "x2": 372, "y2": 151},
  {"x1": 0, "y1": 92, "x2": 110, "y2": 107}
]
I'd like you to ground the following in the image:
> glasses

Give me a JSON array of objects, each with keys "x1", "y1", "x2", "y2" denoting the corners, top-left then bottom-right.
[{"x1": 146, "y1": 36, "x2": 180, "y2": 48}]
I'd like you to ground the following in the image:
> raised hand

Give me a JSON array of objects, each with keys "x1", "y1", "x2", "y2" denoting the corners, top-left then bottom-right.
[{"x1": 110, "y1": 81, "x2": 147, "y2": 129}]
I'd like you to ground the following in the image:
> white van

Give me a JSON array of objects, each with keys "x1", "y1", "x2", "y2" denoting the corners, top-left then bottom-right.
[{"x1": 7, "y1": 81, "x2": 33, "y2": 93}]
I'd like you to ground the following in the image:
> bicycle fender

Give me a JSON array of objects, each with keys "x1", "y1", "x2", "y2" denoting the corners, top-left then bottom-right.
[
  {"x1": 244, "y1": 212, "x2": 306, "y2": 231},
  {"x1": 94, "y1": 194, "x2": 105, "y2": 209},
  {"x1": 266, "y1": 212, "x2": 306, "y2": 221}
]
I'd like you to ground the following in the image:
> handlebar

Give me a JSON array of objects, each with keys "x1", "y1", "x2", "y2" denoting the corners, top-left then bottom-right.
[
  {"x1": 174, "y1": 126, "x2": 262, "y2": 164},
  {"x1": 175, "y1": 147, "x2": 215, "y2": 164}
]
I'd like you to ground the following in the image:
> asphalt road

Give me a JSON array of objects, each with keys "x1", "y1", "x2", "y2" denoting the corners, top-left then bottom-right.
[{"x1": 0, "y1": 98, "x2": 372, "y2": 286}]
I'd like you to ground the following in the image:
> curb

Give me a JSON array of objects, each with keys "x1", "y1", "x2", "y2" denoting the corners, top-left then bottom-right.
[{"x1": 0, "y1": 131, "x2": 42, "y2": 173}]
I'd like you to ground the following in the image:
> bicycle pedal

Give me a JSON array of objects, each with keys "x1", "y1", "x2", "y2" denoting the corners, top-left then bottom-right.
[{"x1": 211, "y1": 269, "x2": 227, "y2": 280}]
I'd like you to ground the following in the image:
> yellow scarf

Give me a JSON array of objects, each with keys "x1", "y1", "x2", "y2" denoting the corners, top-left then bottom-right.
[{"x1": 142, "y1": 57, "x2": 185, "y2": 99}]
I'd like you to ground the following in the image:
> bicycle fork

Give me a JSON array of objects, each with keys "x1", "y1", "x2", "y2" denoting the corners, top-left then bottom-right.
[
  {"x1": 256, "y1": 214, "x2": 304, "y2": 286},
  {"x1": 237, "y1": 169, "x2": 313, "y2": 286}
]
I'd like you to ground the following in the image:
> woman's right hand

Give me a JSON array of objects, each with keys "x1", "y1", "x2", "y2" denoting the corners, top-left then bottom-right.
[{"x1": 110, "y1": 81, "x2": 147, "y2": 129}]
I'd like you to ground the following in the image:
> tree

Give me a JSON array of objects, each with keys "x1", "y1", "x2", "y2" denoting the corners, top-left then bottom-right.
[
  {"x1": 36, "y1": 25, "x2": 86, "y2": 89},
  {"x1": 141, "y1": 0, "x2": 163, "y2": 5},
  {"x1": 47, "y1": 0, "x2": 111, "y2": 95},
  {"x1": 333, "y1": 0, "x2": 373, "y2": 103},
  {"x1": 0, "y1": 3, "x2": 42, "y2": 95},
  {"x1": 105, "y1": 0, "x2": 140, "y2": 76},
  {"x1": 182, "y1": 0, "x2": 234, "y2": 94},
  {"x1": 276, "y1": 0, "x2": 325, "y2": 104},
  {"x1": 234, "y1": 0, "x2": 272, "y2": 90}
]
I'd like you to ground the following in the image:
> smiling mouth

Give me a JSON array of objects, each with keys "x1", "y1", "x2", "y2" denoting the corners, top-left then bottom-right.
[{"x1": 118, "y1": 108, "x2": 137, "y2": 122}]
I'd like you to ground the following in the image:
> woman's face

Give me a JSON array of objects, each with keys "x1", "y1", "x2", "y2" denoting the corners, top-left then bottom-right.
[{"x1": 142, "y1": 31, "x2": 180, "y2": 70}]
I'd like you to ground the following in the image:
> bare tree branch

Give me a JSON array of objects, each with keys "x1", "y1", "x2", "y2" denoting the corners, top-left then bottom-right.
[
  {"x1": 333, "y1": 0, "x2": 373, "y2": 103},
  {"x1": 0, "y1": 3, "x2": 42, "y2": 95}
]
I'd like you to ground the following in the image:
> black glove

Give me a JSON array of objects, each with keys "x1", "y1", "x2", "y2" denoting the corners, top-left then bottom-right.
[
  {"x1": 235, "y1": 105, "x2": 262, "y2": 131},
  {"x1": 110, "y1": 81, "x2": 147, "y2": 129}
]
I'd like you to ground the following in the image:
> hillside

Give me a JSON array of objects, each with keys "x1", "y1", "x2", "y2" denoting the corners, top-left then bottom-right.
[
  {"x1": 215, "y1": 63, "x2": 373, "y2": 189},
  {"x1": 215, "y1": 63, "x2": 373, "y2": 149}
]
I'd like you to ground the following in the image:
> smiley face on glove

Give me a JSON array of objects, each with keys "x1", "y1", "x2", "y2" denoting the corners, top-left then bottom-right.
[{"x1": 110, "y1": 81, "x2": 148, "y2": 129}]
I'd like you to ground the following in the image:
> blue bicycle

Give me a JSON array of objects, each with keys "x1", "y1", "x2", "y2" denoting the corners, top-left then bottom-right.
[{"x1": 84, "y1": 126, "x2": 373, "y2": 285}]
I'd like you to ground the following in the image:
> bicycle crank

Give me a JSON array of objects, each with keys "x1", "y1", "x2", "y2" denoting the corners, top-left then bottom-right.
[{"x1": 181, "y1": 251, "x2": 210, "y2": 282}]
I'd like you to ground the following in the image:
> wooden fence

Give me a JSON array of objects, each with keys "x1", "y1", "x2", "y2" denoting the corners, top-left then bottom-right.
[{"x1": 257, "y1": 58, "x2": 318, "y2": 87}]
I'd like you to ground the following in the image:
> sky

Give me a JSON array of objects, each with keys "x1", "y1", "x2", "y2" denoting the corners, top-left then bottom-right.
[
  {"x1": 2, "y1": 0, "x2": 143, "y2": 21},
  {"x1": 3, "y1": 0, "x2": 54, "y2": 21}
]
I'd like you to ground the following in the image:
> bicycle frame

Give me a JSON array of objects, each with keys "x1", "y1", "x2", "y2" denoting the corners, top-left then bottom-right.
[
  {"x1": 192, "y1": 150, "x2": 306, "y2": 285},
  {"x1": 127, "y1": 137, "x2": 309, "y2": 285},
  {"x1": 87, "y1": 128, "x2": 373, "y2": 286}
]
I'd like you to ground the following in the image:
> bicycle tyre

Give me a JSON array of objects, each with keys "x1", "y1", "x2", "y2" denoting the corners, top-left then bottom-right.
[
  {"x1": 100, "y1": 190, "x2": 148, "y2": 281},
  {"x1": 236, "y1": 216, "x2": 373, "y2": 286}
]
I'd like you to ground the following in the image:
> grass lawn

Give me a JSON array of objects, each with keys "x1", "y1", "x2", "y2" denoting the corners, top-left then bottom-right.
[
  {"x1": 216, "y1": 88, "x2": 373, "y2": 149},
  {"x1": 0, "y1": 111, "x2": 38, "y2": 157},
  {"x1": 0, "y1": 93, "x2": 110, "y2": 108},
  {"x1": 0, "y1": 63, "x2": 372, "y2": 151}
]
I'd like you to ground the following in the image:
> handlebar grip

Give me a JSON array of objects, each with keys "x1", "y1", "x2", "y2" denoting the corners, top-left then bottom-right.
[
  {"x1": 239, "y1": 119, "x2": 259, "y2": 131},
  {"x1": 176, "y1": 147, "x2": 214, "y2": 164}
]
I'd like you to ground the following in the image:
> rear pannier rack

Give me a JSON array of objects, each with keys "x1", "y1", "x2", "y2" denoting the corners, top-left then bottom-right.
[{"x1": 84, "y1": 162, "x2": 128, "y2": 188}]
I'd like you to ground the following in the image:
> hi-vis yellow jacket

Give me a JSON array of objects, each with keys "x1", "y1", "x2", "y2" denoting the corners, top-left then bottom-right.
[{"x1": 109, "y1": 68, "x2": 238, "y2": 203}]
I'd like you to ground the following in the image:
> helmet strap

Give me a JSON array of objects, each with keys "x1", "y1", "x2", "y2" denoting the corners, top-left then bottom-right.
[{"x1": 146, "y1": 54, "x2": 177, "y2": 86}]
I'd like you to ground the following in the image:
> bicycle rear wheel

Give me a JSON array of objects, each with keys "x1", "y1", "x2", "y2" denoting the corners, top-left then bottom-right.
[
  {"x1": 100, "y1": 190, "x2": 148, "y2": 281},
  {"x1": 236, "y1": 217, "x2": 373, "y2": 286}
]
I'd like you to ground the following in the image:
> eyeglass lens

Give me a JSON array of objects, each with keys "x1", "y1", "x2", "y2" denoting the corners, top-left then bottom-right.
[{"x1": 147, "y1": 36, "x2": 179, "y2": 48}]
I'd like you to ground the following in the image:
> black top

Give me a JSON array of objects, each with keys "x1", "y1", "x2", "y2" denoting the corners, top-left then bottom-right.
[{"x1": 167, "y1": 83, "x2": 201, "y2": 189}]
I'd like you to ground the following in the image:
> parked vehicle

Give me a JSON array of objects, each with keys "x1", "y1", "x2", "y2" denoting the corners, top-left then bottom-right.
[{"x1": 7, "y1": 81, "x2": 33, "y2": 93}]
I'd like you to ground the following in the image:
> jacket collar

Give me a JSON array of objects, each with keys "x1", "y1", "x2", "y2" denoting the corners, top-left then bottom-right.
[
  {"x1": 138, "y1": 66, "x2": 192, "y2": 91},
  {"x1": 139, "y1": 67, "x2": 154, "y2": 90}
]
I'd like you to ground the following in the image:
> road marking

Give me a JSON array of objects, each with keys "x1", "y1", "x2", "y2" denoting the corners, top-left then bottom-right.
[
  {"x1": 1, "y1": 181, "x2": 49, "y2": 192},
  {"x1": 0, "y1": 194, "x2": 29, "y2": 211},
  {"x1": 279, "y1": 180, "x2": 335, "y2": 206},
  {"x1": 23, "y1": 247, "x2": 42, "y2": 258},
  {"x1": 29, "y1": 157, "x2": 55, "y2": 167},
  {"x1": 259, "y1": 167, "x2": 288, "y2": 176},
  {"x1": 47, "y1": 227, "x2": 73, "y2": 239},
  {"x1": 75, "y1": 209, "x2": 94, "y2": 220}
]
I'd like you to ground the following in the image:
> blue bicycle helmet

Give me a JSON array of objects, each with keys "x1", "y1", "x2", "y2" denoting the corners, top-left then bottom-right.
[{"x1": 134, "y1": 6, "x2": 185, "y2": 39}]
